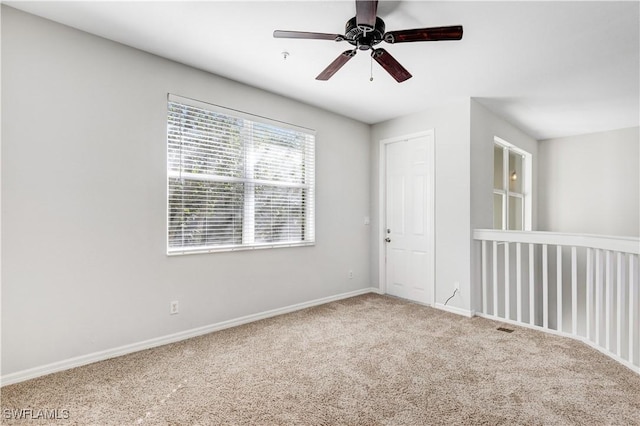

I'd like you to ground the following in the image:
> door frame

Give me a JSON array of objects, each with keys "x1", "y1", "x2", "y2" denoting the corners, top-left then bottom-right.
[{"x1": 378, "y1": 130, "x2": 436, "y2": 305}]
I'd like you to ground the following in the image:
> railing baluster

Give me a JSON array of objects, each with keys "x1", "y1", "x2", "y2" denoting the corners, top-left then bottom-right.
[
  {"x1": 543, "y1": 244, "x2": 549, "y2": 329},
  {"x1": 493, "y1": 240, "x2": 498, "y2": 317},
  {"x1": 605, "y1": 250, "x2": 613, "y2": 351},
  {"x1": 586, "y1": 248, "x2": 593, "y2": 341},
  {"x1": 482, "y1": 240, "x2": 488, "y2": 315},
  {"x1": 529, "y1": 243, "x2": 535, "y2": 326},
  {"x1": 516, "y1": 242, "x2": 522, "y2": 322},
  {"x1": 629, "y1": 254, "x2": 636, "y2": 364},
  {"x1": 505, "y1": 242, "x2": 510, "y2": 320},
  {"x1": 571, "y1": 246, "x2": 577, "y2": 335},
  {"x1": 557, "y1": 245, "x2": 563, "y2": 332},
  {"x1": 595, "y1": 249, "x2": 602, "y2": 346},
  {"x1": 616, "y1": 251, "x2": 624, "y2": 357}
]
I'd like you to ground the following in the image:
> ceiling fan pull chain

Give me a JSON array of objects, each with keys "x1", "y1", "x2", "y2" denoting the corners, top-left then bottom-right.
[{"x1": 370, "y1": 55, "x2": 374, "y2": 82}]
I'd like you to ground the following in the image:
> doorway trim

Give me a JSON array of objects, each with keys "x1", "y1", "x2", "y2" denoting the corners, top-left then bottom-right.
[{"x1": 378, "y1": 130, "x2": 436, "y2": 305}]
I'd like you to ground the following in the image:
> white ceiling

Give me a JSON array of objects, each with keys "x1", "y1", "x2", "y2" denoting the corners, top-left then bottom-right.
[{"x1": 7, "y1": 0, "x2": 639, "y2": 140}]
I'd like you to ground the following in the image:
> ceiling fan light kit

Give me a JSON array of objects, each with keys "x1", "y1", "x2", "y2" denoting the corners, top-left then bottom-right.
[{"x1": 274, "y1": 0, "x2": 463, "y2": 83}]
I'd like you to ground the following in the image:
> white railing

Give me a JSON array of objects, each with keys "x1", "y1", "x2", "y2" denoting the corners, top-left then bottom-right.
[{"x1": 474, "y1": 229, "x2": 639, "y2": 372}]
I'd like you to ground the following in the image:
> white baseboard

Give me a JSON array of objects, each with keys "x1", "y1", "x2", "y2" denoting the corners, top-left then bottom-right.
[
  {"x1": 434, "y1": 302, "x2": 474, "y2": 318},
  {"x1": 1, "y1": 287, "x2": 379, "y2": 387}
]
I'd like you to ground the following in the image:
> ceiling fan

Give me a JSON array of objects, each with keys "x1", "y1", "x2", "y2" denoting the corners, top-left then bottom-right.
[{"x1": 273, "y1": 0, "x2": 463, "y2": 83}]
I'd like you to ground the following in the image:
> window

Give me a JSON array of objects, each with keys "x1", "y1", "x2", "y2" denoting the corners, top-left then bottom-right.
[
  {"x1": 167, "y1": 94, "x2": 315, "y2": 254},
  {"x1": 493, "y1": 137, "x2": 531, "y2": 231}
]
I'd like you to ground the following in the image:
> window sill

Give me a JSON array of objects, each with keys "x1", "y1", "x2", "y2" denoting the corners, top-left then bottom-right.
[{"x1": 167, "y1": 241, "x2": 315, "y2": 256}]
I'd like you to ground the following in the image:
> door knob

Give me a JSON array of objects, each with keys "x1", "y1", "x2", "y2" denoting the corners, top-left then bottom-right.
[{"x1": 385, "y1": 237, "x2": 391, "y2": 243}]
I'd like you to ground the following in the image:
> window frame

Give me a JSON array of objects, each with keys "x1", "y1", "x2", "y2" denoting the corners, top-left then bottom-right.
[
  {"x1": 493, "y1": 136, "x2": 532, "y2": 231},
  {"x1": 166, "y1": 94, "x2": 316, "y2": 255}
]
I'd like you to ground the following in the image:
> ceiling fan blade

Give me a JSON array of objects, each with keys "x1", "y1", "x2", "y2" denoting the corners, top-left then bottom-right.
[
  {"x1": 273, "y1": 30, "x2": 344, "y2": 41},
  {"x1": 355, "y1": 0, "x2": 378, "y2": 29},
  {"x1": 371, "y1": 48, "x2": 412, "y2": 83},
  {"x1": 316, "y1": 50, "x2": 357, "y2": 81},
  {"x1": 384, "y1": 25, "x2": 463, "y2": 44}
]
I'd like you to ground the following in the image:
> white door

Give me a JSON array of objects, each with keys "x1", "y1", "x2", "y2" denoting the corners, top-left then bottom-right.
[{"x1": 384, "y1": 133, "x2": 434, "y2": 305}]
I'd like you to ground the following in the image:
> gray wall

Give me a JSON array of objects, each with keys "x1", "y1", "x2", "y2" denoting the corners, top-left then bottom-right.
[
  {"x1": 1, "y1": 6, "x2": 371, "y2": 376},
  {"x1": 470, "y1": 99, "x2": 539, "y2": 232},
  {"x1": 538, "y1": 126, "x2": 640, "y2": 237},
  {"x1": 370, "y1": 100, "x2": 472, "y2": 312}
]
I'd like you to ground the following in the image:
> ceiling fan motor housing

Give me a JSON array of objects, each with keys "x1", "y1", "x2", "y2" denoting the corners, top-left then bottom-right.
[{"x1": 345, "y1": 16, "x2": 385, "y2": 50}]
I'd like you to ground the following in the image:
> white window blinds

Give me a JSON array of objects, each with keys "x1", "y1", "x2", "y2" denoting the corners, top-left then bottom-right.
[{"x1": 167, "y1": 94, "x2": 315, "y2": 254}]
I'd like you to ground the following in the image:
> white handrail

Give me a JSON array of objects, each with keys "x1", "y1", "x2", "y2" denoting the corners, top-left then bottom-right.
[{"x1": 473, "y1": 229, "x2": 639, "y2": 254}]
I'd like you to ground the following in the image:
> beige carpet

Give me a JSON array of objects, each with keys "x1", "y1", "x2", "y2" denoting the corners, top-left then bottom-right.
[{"x1": 2, "y1": 294, "x2": 639, "y2": 425}]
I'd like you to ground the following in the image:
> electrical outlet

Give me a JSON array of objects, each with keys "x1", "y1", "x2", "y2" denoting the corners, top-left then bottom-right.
[
  {"x1": 170, "y1": 301, "x2": 179, "y2": 315},
  {"x1": 348, "y1": 270, "x2": 354, "y2": 279}
]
